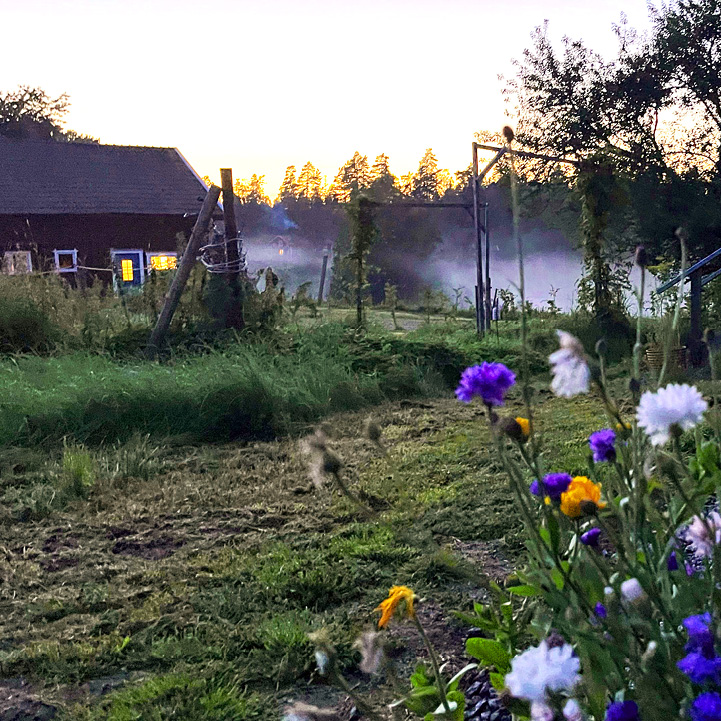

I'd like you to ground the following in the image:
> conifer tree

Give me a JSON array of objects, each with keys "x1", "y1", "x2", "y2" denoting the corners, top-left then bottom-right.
[
  {"x1": 297, "y1": 161, "x2": 323, "y2": 202},
  {"x1": 277, "y1": 165, "x2": 299, "y2": 201},
  {"x1": 328, "y1": 152, "x2": 371, "y2": 202},
  {"x1": 411, "y1": 148, "x2": 441, "y2": 200}
]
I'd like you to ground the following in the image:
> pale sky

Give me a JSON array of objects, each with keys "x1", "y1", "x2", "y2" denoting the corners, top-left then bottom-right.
[{"x1": 2, "y1": 0, "x2": 653, "y2": 197}]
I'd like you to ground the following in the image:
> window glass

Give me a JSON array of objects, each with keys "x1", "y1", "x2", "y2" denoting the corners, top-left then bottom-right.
[
  {"x1": 121, "y1": 259, "x2": 134, "y2": 282},
  {"x1": 150, "y1": 255, "x2": 177, "y2": 271}
]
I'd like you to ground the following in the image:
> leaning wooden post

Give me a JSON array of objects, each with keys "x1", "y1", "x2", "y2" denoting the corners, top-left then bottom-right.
[
  {"x1": 220, "y1": 168, "x2": 244, "y2": 329},
  {"x1": 147, "y1": 184, "x2": 221, "y2": 356}
]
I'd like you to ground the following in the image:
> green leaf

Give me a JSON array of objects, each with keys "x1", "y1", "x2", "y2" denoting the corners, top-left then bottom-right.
[
  {"x1": 551, "y1": 567, "x2": 565, "y2": 590},
  {"x1": 465, "y1": 638, "x2": 511, "y2": 672},
  {"x1": 446, "y1": 663, "x2": 478, "y2": 692},
  {"x1": 411, "y1": 663, "x2": 433, "y2": 688},
  {"x1": 507, "y1": 584, "x2": 540, "y2": 597},
  {"x1": 489, "y1": 672, "x2": 506, "y2": 692},
  {"x1": 547, "y1": 512, "x2": 561, "y2": 554}
]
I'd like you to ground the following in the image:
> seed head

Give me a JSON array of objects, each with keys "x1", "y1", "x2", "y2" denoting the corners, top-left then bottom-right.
[
  {"x1": 675, "y1": 226, "x2": 689, "y2": 243},
  {"x1": 322, "y1": 449, "x2": 342, "y2": 475},
  {"x1": 635, "y1": 245, "x2": 648, "y2": 268},
  {"x1": 365, "y1": 418, "x2": 382, "y2": 443},
  {"x1": 502, "y1": 126, "x2": 515, "y2": 143}
]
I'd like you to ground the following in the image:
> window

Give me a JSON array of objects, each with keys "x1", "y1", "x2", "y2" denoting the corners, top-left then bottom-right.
[
  {"x1": 1, "y1": 251, "x2": 32, "y2": 275},
  {"x1": 121, "y1": 259, "x2": 134, "y2": 281},
  {"x1": 54, "y1": 249, "x2": 78, "y2": 273},
  {"x1": 147, "y1": 253, "x2": 178, "y2": 271}
]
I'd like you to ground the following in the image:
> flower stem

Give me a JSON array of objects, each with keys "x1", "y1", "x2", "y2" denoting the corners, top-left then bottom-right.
[{"x1": 412, "y1": 615, "x2": 451, "y2": 714}]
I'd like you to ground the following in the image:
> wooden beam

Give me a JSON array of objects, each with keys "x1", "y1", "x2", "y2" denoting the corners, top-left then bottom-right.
[
  {"x1": 220, "y1": 168, "x2": 240, "y2": 276},
  {"x1": 472, "y1": 142, "x2": 485, "y2": 335},
  {"x1": 474, "y1": 143, "x2": 581, "y2": 167},
  {"x1": 147, "y1": 185, "x2": 221, "y2": 356}
]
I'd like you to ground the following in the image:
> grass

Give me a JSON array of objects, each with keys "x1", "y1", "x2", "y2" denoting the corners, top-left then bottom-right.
[{"x1": 0, "y1": 384, "x2": 609, "y2": 718}]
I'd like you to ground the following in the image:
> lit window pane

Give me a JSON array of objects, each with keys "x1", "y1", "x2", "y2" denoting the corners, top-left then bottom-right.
[
  {"x1": 121, "y1": 259, "x2": 134, "y2": 281},
  {"x1": 150, "y1": 255, "x2": 177, "y2": 271}
]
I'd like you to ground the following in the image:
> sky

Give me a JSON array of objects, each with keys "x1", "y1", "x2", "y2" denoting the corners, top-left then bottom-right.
[{"x1": 1, "y1": 0, "x2": 654, "y2": 197}]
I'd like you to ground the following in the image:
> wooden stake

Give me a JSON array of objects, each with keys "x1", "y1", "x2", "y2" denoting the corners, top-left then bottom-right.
[
  {"x1": 472, "y1": 143, "x2": 485, "y2": 336},
  {"x1": 147, "y1": 185, "x2": 221, "y2": 356},
  {"x1": 220, "y1": 168, "x2": 244, "y2": 329},
  {"x1": 318, "y1": 247, "x2": 330, "y2": 303}
]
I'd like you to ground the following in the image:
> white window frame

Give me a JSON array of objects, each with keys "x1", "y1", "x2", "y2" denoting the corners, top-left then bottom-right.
[
  {"x1": 145, "y1": 251, "x2": 178, "y2": 272},
  {"x1": 53, "y1": 249, "x2": 78, "y2": 273},
  {"x1": 2, "y1": 250, "x2": 32, "y2": 275},
  {"x1": 110, "y1": 248, "x2": 145, "y2": 289}
]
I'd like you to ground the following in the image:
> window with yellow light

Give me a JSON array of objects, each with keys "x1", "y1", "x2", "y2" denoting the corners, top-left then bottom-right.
[
  {"x1": 121, "y1": 259, "x2": 134, "y2": 281},
  {"x1": 149, "y1": 255, "x2": 177, "y2": 271}
]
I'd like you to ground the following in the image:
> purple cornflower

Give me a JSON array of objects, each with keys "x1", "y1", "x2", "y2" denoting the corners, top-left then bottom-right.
[
  {"x1": 589, "y1": 429, "x2": 617, "y2": 462},
  {"x1": 605, "y1": 700, "x2": 639, "y2": 721},
  {"x1": 678, "y1": 653, "x2": 721, "y2": 684},
  {"x1": 530, "y1": 473, "x2": 572, "y2": 501},
  {"x1": 581, "y1": 528, "x2": 601, "y2": 547},
  {"x1": 667, "y1": 551, "x2": 679, "y2": 571},
  {"x1": 455, "y1": 363, "x2": 516, "y2": 406},
  {"x1": 691, "y1": 692, "x2": 721, "y2": 721},
  {"x1": 595, "y1": 602, "x2": 607, "y2": 619},
  {"x1": 684, "y1": 613, "x2": 715, "y2": 655}
]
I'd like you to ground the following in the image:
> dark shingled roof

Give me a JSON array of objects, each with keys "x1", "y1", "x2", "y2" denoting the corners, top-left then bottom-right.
[{"x1": 0, "y1": 136, "x2": 209, "y2": 215}]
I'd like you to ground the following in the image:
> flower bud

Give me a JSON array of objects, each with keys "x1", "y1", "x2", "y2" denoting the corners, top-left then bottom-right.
[
  {"x1": 497, "y1": 416, "x2": 528, "y2": 443},
  {"x1": 322, "y1": 450, "x2": 342, "y2": 475},
  {"x1": 675, "y1": 226, "x2": 689, "y2": 243},
  {"x1": 635, "y1": 245, "x2": 648, "y2": 268},
  {"x1": 502, "y1": 125, "x2": 515, "y2": 143},
  {"x1": 620, "y1": 577, "x2": 646, "y2": 605},
  {"x1": 629, "y1": 377, "x2": 641, "y2": 395},
  {"x1": 580, "y1": 500, "x2": 599, "y2": 516},
  {"x1": 595, "y1": 338, "x2": 608, "y2": 358}
]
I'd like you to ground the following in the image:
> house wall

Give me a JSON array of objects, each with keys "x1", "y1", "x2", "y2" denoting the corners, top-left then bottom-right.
[{"x1": 0, "y1": 214, "x2": 195, "y2": 274}]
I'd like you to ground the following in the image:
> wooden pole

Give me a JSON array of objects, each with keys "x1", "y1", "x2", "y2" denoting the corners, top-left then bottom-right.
[
  {"x1": 690, "y1": 269, "x2": 703, "y2": 366},
  {"x1": 484, "y1": 201, "x2": 491, "y2": 330},
  {"x1": 147, "y1": 185, "x2": 221, "y2": 356},
  {"x1": 318, "y1": 247, "x2": 329, "y2": 303},
  {"x1": 220, "y1": 168, "x2": 244, "y2": 329},
  {"x1": 472, "y1": 143, "x2": 485, "y2": 336}
]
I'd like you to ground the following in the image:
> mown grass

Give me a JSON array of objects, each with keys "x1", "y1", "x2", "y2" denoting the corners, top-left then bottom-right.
[{"x1": 0, "y1": 386, "x2": 609, "y2": 719}]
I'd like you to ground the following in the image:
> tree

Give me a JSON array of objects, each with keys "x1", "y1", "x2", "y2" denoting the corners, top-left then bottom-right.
[
  {"x1": 0, "y1": 85, "x2": 96, "y2": 141},
  {"x1": 235, "y1": 174, "x2": 270, "y2": 205},
  {"x1": 369, "y1": 154, "x2": 398, "y2": 199},
  {"x1": 327, "y1": 152, "x2": 371, "y2": 202},
  {"x1": 297, "y1": 161, "x2": 323, "y2": 202},
  {"x1": 411, "y1": 148, "x2": 441, "y2": 200},
  {"x1": 277, "y1": 166, "x2": 299, "y2": 202}
]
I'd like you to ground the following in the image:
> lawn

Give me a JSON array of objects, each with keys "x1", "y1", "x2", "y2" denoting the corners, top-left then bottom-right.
[{"x1": 0, "y1": 379, "x2": 608, "y2": 719}]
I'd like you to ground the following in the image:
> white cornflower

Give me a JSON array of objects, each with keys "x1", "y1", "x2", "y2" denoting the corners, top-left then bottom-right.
[
  {"x1": 620, "y1": 578, "x2": 646, "y2": 604},
  {"x1": 687, "y1": 512, "x2": 721, "y2": 558},
  {"x1": 636, "y1": 384, "x2": 707, "y2": 446},
  {"x1": 563, "y1": 699, "x2": 584, "y2": 721},
  {"x1": 549, "y1": 331, "x2": 591, "y2": 398},
  {"x1": 505, "y1": 640, "x2": 580, "y2": 703},
  {"x1": 531, "y1": 701, "x2": 554, "y2": 721}
]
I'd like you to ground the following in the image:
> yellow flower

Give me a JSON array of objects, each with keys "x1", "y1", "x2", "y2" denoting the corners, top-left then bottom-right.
[
  {"x1": 515, "y1": 417, "x2": 531, "y2": 438},
  {"x1": 560, "y1": 476, "x2": 606, "y2": 518},
  {"x1": 375, "y1": 585, "x2": 416, "y2": 628}
]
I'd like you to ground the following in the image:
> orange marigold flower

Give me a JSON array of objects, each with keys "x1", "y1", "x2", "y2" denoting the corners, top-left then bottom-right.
[
  {"x1": 375, "y1": 585, "x2": 416, "y2": 628},
  {"x1": 560, "y1": 476, "x2": 606, "y2": 518},
  {"x1": 515, "y1": 417, "x2": 531, "y2": 438}
]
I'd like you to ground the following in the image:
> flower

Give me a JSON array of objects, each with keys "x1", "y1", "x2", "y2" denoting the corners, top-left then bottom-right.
[
  {"x1": 530, "y1": 473, "x2": 572, "y2": 501},
  {"x1": 595, "y1": 602, "x2": 607, "y2": 619},
  {"x1": 455, "y1": 362, "x2": 516, "y2": 406},
  {"x1": 667, "y1": 551, "x2": 679, "y2": 571},
  {"x1": 677, "y1": 652, "x2": 721, "y2": 684},
  {"x1": 682, "y1": 613, "x2": 715, "y2": 657},
  {"x1": 636, "y1": 384, "x2": 707, "y2": 446},
  {"x1": 560, "y1": 476, "x2": 606, "y2": 518},
  {"x1": 691, "y1": 692, "x2": 721, "y2": 721},
  {"x1": 531, "y1": 702, "x2": 554, "y2": 721},
  {"x1": 516, "y1": 417, "x2": 531, "y2": 438},
  {"x1": 549, "y1": 331, "x2": 591, "y2": 398},
  {"x1": 375, "y1": 585, "x2": 416, "y2": 628},
  {"x1": 564, "y1": 699, "x2": 584, "y2": 721},
  {"x1": 589, "y1": 429, "x2": 617, "y2": 462},
  {"x1": 581, "y1": 528, "x2": 601, "y2": 547},
  {"x1": 605, "y1": 700, "x2": 639, "y2": 721},
  {"x1": 505, "y1": 640, "x2": 580, "y2": 703},
  {"x1": 620, "y1": 578, "x2": 646, "y2": 604},
  {"x1": 687, "y1": 513, "x2": 721, "y2": 559}
]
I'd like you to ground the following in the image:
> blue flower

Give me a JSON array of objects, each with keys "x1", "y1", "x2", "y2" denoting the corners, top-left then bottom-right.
[
  {"x1": 595, "y1": 602, "x2": 607, "y2": 619},
  {"x1": 581, "y1": 527, "x2": 602, "y2": 547},
  {"x1": 455, "y1": 363, "x2": 516, "y2": 406},
  {"x1": 691, "y1": 692, "x2": 721, "y2": 721},
  {"x1": 530, "y1": 473, "x2": 572, "y2": 501},
  {"x1": 678, "y1": 652, "x2": 721, "y2": 684},
  {"x1": 667, "y1": 551, "x2": 679, "y2": 571},
  {"x1": 589, "y1": 429, "x2": 617, "y2": 462},
  {"x1": 683, "y1": 613, "x2": 715, "y2": 656},
  {"x1": 605, "y1": 700, "x2": 639, "y2": 721}
]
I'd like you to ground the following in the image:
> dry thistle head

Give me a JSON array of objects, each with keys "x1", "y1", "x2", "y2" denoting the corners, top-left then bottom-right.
[
  {"x1": 502, "y1": 125, "x2": 515, "y2": 143},
  {"x1": 675, "y1": 226, "x2": 689, "y2": 243},
  {"x1": 282, "y1": 702, "x2": 342, "y2": 721},
  {"x1": 353, "y1": 630, "x2": 386, "y2": 675},
  {"x1": 635, "y1": 244, "x2": 648, "y2": 268},
  {"x1": 365, "y1": 418, "x2": 382, "y2": 444},
  {"x1": 321, "y1": 449, "x2": 342, "y2": 475}
]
